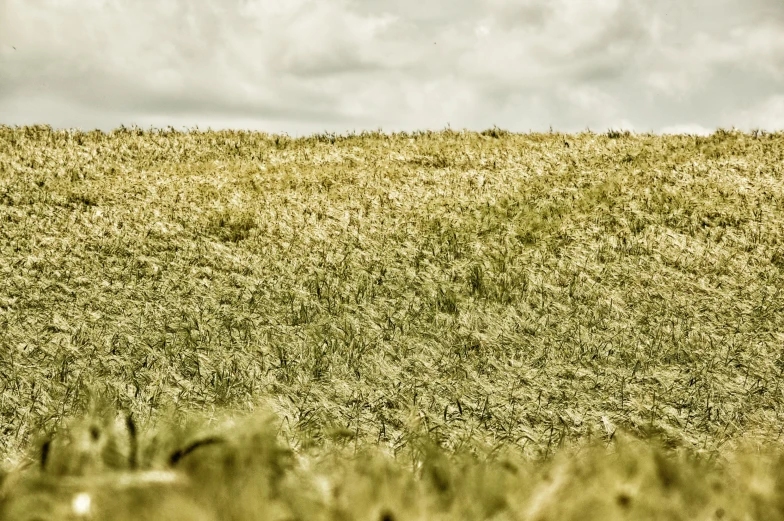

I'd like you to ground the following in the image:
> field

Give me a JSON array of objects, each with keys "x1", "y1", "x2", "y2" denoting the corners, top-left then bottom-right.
[{"x1": 0, "y1": 125, "x2": 783, "y2": 520}]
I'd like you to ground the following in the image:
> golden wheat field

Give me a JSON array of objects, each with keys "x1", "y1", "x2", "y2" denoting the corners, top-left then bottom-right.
[{"x1": 1, "y1": 125, "x2": 783, "y2": 520}]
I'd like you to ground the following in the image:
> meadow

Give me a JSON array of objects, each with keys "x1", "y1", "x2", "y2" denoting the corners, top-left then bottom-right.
[{"x1": 0, "y1": 124, "x2": 783, "y2": 520}]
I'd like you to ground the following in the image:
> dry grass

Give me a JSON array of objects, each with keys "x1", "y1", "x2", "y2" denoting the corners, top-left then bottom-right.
[{"x1": 0, "y1": 125, "x2": 783, "y2": 519}]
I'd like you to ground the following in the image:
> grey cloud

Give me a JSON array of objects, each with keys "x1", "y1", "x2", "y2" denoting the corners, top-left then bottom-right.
[
  {"x1": 347, "y1": 0, "x2": 479, "y2": 27},
  {"x1": 481, "y1": 1, "x2": 555, "y2": 31},
  {"x1": 0, "y1": 0, "x2": 783, "y2": 134}
]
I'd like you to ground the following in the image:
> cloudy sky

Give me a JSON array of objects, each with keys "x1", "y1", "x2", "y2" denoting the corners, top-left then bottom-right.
[{"x1": 1, "y1": 0, "x2": 782, "y2": 136}]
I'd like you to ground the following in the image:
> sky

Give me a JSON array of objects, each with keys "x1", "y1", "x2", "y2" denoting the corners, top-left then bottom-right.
[{"x1": 0, "y1": 0, "x2": 783, "y2": 136}]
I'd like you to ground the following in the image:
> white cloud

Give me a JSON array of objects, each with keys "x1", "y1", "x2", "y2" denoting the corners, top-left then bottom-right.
[
  {"x1": 642, "y1": 23, "x2": 784, "y2": 99},
  {"x1": 659, "y1": 124, "x2": 715, "y2": 136},
  {"x1": 723, "y1": 95, "x2": 784, "y2": 132},
  {"x1": 458, "y1": 0, "x2": 646, "y2": 91},
  {"x1": 557, "y1": 85, "x2": 617, "y2": 114},
  {"x1": 239, "y1": 0, "x2": 399, "y2": 76},
  {"x1": 728, "y1": 24, "x2": 784, "y2": 80}
]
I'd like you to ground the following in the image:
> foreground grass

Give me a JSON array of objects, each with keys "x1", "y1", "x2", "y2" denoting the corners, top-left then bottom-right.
[{"x1": 0, "y1": 125, "x2": 783, "y2": 519}]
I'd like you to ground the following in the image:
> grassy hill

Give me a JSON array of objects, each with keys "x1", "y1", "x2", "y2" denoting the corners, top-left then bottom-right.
[{"x1": 0, "y1": 125, "x2": 783, "y2": 520}]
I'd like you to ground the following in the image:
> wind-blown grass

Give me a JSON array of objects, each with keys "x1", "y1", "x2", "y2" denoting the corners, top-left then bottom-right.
[{"x1": 0, "y1": 125, "x2": 783, "y2": 519}]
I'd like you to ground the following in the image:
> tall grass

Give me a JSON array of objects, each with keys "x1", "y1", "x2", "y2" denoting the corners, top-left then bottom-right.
[{"x1": 0, "y1": 125, "x2": 783, "y2": 519}]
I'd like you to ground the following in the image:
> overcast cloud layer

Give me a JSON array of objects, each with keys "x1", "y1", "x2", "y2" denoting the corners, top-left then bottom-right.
[{"x1": 1, "y1": 0, "x2": 783, "y2": 135}]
